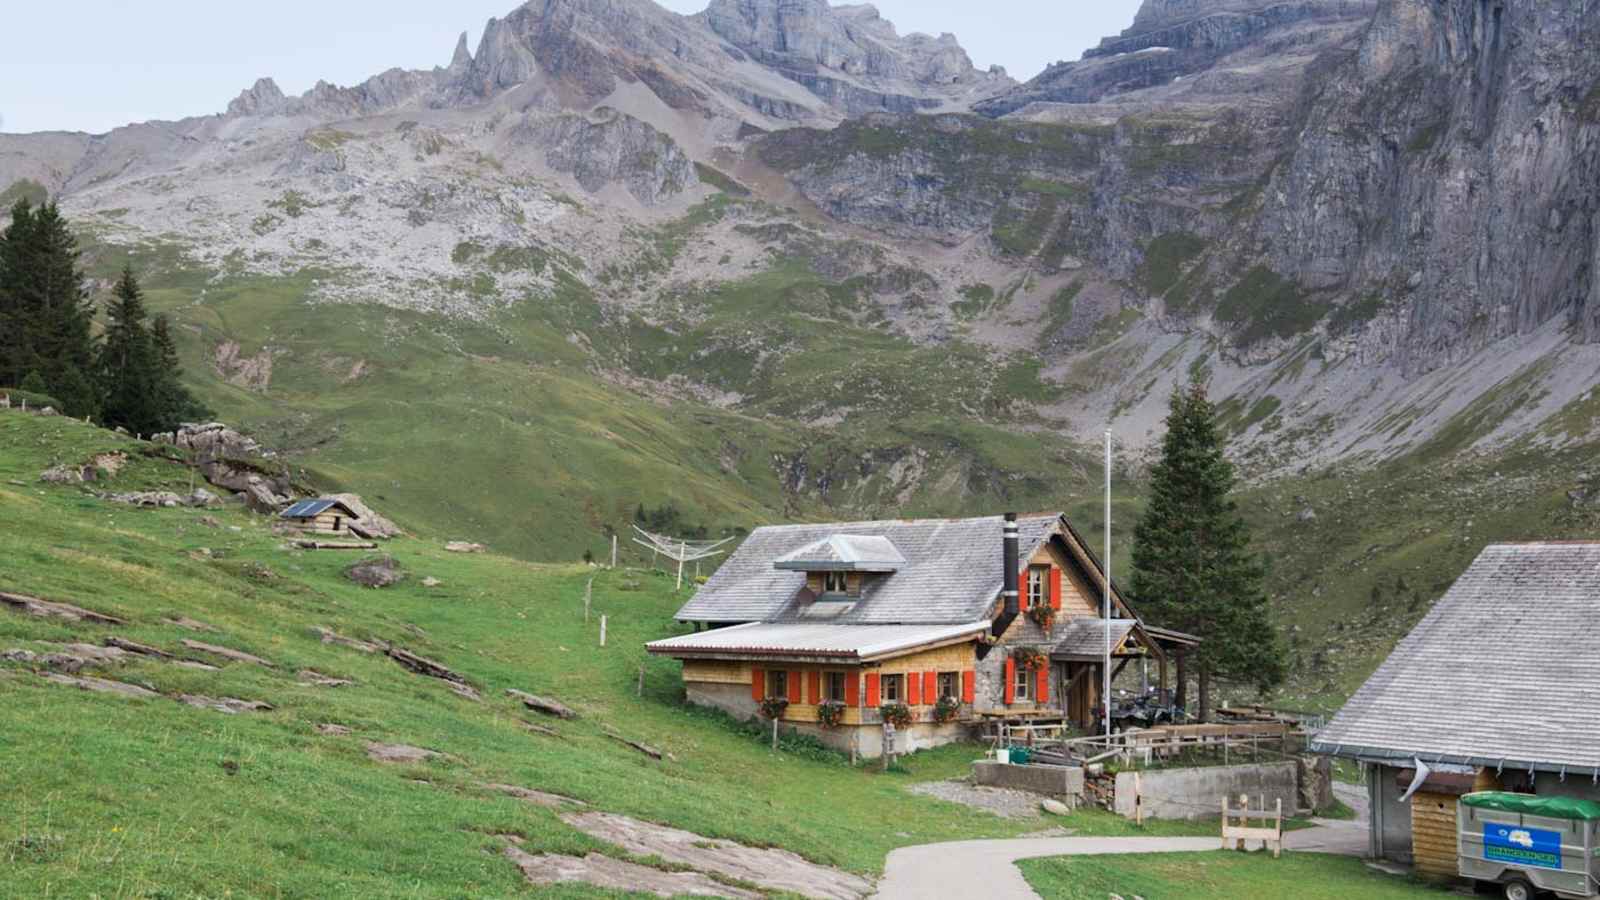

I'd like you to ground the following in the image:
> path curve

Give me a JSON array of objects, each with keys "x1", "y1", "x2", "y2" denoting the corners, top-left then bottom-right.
[
  {"x1": 874, "y1": 783, "x2": 1372, "y2": 900},
  {"x1": 873, "y1": 836, "x2": 1220, "y2": 900}
]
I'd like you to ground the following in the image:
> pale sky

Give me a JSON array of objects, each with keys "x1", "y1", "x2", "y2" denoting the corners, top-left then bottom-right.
[{"x1": 0, "y1": 1, "x2": 1142, "y2": 135}]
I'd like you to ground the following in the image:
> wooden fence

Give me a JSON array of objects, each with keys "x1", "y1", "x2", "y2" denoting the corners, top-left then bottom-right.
[{"x1": 1222, "y1": 793, "x2": 1284, "y2": 857}]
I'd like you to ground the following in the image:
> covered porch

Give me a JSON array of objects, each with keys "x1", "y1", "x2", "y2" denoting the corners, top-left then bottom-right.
[{"x1": 1049, "y1": 617, "x2": 1200, "y2": 734}]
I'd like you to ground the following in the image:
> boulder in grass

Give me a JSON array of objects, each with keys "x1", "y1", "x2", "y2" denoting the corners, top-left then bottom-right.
[
  {"x1": 445, "y1": 541, "x2": 486, "y2": 553},
  {"x1": 346, "y1": 556, "x2": 405, "y2": 588},
  {"x1": 1040, "y1": 798, "x2": 1070, "y2": 816}
]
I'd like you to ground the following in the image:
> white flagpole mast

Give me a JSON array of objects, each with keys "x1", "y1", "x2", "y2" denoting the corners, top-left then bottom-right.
[{"x1": 1103, "y1": 428, "x2": 1112, "y2": 738}]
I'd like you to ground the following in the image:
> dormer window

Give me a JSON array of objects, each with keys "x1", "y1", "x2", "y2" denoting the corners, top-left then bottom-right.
[{"x1": 823, "y1": 571, "x2": 849, "y2": 595}]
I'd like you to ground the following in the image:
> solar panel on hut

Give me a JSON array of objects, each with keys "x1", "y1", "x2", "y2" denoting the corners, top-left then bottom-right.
[{"x1": 279, "y1": 498, "x2": 360, "y2": 536}]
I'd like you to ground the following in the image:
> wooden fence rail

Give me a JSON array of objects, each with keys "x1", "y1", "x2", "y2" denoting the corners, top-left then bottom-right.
[{"x1": 1222, "y1": 793, "x2": 1283, "y2": 857}]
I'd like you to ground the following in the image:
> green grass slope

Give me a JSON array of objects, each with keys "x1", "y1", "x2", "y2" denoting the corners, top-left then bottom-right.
[
  {"x1": 1017, "y1": 852, "x2": 1452, "y2": 899},
  {"x1": 2, "y1": 410, "x2": 1136, "y2": 896}
]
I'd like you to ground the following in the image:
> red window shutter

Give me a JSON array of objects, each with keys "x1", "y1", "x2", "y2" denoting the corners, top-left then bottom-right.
[
  {"x1": 1018, "y1": 568, "x2": 1029, "y2": 610},
  {"x1": 751, "y1": 668, "x2": 764, "y2": 702},
  {"x1": 907, "y1": 671, "x2": 921, "y2": 706},
  {"x1": 807, "y1": 671, "x2": 821, "y2": 706},
  {"x1": 788, "y1": 670, "x2": 802, "y2": 704},
  {"x1": 924, "y1": 671, "x2": 937, "y2": 703},
  {"x1": 961, "y1": 669, "x2": 975, "y2": 704},
  {"x1": 1003, "y1": 658, "x2": 1016, "y2": 705},
  {"x1": 1036, "y1": 663, "x2": 1051, "y2": 704},
  {"x1": 866, "y1": 672, "x2": 880, "y2": 707},
  {"x1": 845, "y1": 672, "x2": 860, "y2": 706},
  {"x1": 1050, "y1": 566, "x2": 1063, "y2": 610}
]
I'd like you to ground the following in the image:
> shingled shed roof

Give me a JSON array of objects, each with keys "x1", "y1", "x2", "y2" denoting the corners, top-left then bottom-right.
[
  {"x1": 1312, "y1": 543, "x2": 1600, "y2": 775},
  {"x1": 1051, "y1": 617, "x2": 1137, "y2": 659},
  {"x1": 673, "y1": 514, "x2": 1069, "y2": 625}
]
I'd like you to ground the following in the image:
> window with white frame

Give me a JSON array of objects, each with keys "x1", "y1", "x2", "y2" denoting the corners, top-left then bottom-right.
[
  {"x1": 1013, "y1": 664, "x2": 1032, "y2": 702},
  {"x1": 822, "y1": 571, "x2": 849, "y2": 594},
  {"x1": 1026, "y1": 565, "x2": 1049, "y2": 608}
]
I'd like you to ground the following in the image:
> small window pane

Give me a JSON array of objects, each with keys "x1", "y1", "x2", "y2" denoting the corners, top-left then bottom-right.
[
  {"x1": 937, "y1": 672, "x2": 959, "y2": 700},
  {"x1": 1013, "y1": 666, "x2": 1031, "y2": 701},
  {"x1": 768, "y1": 670, "x2": 788, "y2": 700},
  {"x1": 882, "y1": 674, "x2": 902, "y2": 703},
  {"x1": 824, "y1": 672, "x2": 847, "y2": 702}
]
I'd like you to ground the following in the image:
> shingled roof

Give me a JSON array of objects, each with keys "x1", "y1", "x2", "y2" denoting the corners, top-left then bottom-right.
[
  {"x1": 1312, "y1": 543, "x2": 1600, "y2": 776},
  {"x1": 672, "y1": 514, "x2": 1065, "y2": 625}
]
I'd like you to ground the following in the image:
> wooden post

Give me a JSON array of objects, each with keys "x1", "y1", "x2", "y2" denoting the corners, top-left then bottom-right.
[
  {"x1": 771, "y1": 717, "x2": 779, "y2": 751},
  {"x1": 1134, "y1": 772, "x2": 1143, "y2": 826},
  {"x1": 599, "y1": 615, "x2": 607, "y2": 647},
  {"x1": 584, "y1": 577, "x2": 593, "y2": 623},
  {"x1": 675, "y1": 541, "x2": 686, "y2": 591},
  {"x1": 1236, "y1": 794, "x2": 1248, "y2": 851},
  {"x1": 1175, "y1": 647, "x2": 1188, "y2": 719},
  {"x1": 1273, "y1": 798, "x2": 1283, "y2": 858},
  {"x1": 611, "y1": 534, "x2": 617, "y2": 568},
  {"x1": 1221, "y1": 796, "x2": 1230, "y2": 851}
]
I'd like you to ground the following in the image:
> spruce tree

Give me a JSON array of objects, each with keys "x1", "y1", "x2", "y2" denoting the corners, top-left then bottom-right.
[
  {"x1": 1129, "y1": 380, "x2": 1284, "y2": 720},
  {"x1": 98, "y1": 266, "x2": 161, "y2": 434},
  {"x1": 151, "y1": 313, "x2": 208, "y2": 427},
  {"x1": 0, "y1": 199, "x2": 98, "y2": 415}
]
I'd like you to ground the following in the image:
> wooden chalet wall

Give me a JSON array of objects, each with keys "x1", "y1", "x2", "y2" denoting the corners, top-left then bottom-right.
[{"x1": 1412, "y1": 768, "x2": 1501, "y2": 878}]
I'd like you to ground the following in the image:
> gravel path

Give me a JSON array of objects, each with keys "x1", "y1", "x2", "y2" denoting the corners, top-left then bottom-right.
[{"x1": 908, "y1": 778, "x2": 1046, "y2": 819}]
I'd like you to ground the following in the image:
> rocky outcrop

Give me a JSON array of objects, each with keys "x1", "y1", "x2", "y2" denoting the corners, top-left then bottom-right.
[
  {"x1": 513, "y1": 109, "x2": 697, "y2": 205},
  {"x1": 703, "y1": 0, "x2": 1012, "y2": 115},
  {"x1": 1253, "y1": 0, "x2": 1600, "y2": 373},
  {"x1": 977, "y1": 0, "x2": 1376, "y2": 114}
]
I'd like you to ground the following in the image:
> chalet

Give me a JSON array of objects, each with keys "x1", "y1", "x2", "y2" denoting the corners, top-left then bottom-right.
[
  {"x1": 279, "y1": 498, "x2": 362, "y2": 536},
  {"x1": 1312, "y1": 542, "x2": 1600, "y2": 877},
  {"x1": 646, "y1": 513, "x2": 1198, "y2": 757}
]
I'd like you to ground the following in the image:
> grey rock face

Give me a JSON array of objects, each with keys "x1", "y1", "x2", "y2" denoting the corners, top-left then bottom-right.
[
  {"x1": 1259, "y1": 0, "x2": 1600, "y2": 373},
  {"x1": 704, "y1": 0, "x2": 1013, "y2": 115},
  {"x1": 978, "y1": 0, "x2": 1376, "y2": 114},
  {"x1": 514, "y1": 109, "x2": 698, "y2": 205}
]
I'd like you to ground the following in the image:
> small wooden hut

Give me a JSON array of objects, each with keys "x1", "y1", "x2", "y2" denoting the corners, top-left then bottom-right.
[{"x1": 279, "y1": 498, "x2": 361, "y2": 536}]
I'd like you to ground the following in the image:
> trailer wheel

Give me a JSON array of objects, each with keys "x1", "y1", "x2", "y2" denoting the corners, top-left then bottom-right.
[{"x1": 1500, "y1": 877, "x2": 1533, "y2": 900}]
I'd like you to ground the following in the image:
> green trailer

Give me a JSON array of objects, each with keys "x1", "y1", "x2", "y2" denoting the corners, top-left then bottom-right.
[{"x1": 1458, "y1": 792, "x2": 1600, "y2": 900}]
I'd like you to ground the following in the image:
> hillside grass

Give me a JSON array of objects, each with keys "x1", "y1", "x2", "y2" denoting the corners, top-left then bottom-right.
[
  {"x1": 1, "y1": 410, "x2": 1201, "y2": 896},
  {"x1": 1017, "y1": 852, "x2": 1453, "y2": 899}
]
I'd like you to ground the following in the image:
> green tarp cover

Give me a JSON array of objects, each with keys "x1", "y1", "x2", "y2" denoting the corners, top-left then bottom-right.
[{"x1": 1461, "y1": 792, "x2": 1600, "y2": 821}]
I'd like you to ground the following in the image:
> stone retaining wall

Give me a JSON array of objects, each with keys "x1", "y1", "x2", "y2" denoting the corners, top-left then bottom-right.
[
  {"x1": 1114, "y1": 761, "x2": 1299, "y2": 821},
  {"x1": 972, "y1": 761, "x2": 1084, "y2": 803}
]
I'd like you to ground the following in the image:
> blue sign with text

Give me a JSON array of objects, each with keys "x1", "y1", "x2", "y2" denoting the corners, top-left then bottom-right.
[{"x1": 1484, "y1": 823, "x2": 1564, "y2": 870}]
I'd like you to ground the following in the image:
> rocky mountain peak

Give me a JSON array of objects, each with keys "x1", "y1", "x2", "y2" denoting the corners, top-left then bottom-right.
[
  {"x1": 702, "y1": 0, "x2": 999, "y2": 90},
  {"x1": 226, "y1": 78, "x2": 288, "y2": 117},
  {"x1": 449, "y1": 31, "x2": 473, "y2": 70}
]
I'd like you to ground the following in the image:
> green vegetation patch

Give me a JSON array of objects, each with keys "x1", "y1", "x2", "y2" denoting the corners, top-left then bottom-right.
[
  {"x1": 1138, "y1": 232, "x2": 1208, "y2": 296},
  {"x1": 953, "y1": 283, "x2": 996, "y2": 319},
  {"x1": 692, "y1": 162, "x2": 751, "y2": 197},
  {"x1": 1327, "y1": 294, "x2": 1387, "y2": 335},
  {"x1": 992, "y1": 195, "x2": 1058, "y2": 257},
  {"x1": 0, "y1": 178, "x2": 49, "y2": 207},
  {"x1": 1040, "y1": 280, "x2": 1085, "y2": 347},
  {"x1": 267, "y1": 190, "x2": 318, "y2": 219},
  {"x1": 1215, "y1": 266, "x2": 1327, "y2": 345},
  {"x1": 1018, "y1": 851, "x2": 1455, "y2": 899}
]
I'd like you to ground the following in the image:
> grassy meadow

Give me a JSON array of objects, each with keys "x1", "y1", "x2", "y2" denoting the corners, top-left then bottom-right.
[
  {"x1": 1017, "y1": 851, "x2": 1455, "y2": 899},
  {"x1": 1, "y1": 410, "x2": 1190, "y2": 897}
]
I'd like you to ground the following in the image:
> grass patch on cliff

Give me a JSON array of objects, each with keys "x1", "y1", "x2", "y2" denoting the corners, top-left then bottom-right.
[
  {"x1": 1215, "y1": 266, "x2": 1327, "y2": 345},
  {"x1": 0, "y1": 178, "x2": 49, "y2": 207},
  {"x1": 1138, "y1": 232, "x2": 1207, "y2": 296}
]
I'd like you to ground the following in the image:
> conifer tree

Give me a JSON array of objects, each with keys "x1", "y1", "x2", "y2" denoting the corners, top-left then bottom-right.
[
  {"x1": 98, "y1": 266, "x2": 161, "y2": 433},
  {"x1": 0, "y1": 199, "x2": 98, "y2": 415},
  {"x1": 1129, "y1": 380, "x2": 1284, "y2": 720},
  {"x1": 151, "y1": 313, "x2": 208, "y2": 427}
]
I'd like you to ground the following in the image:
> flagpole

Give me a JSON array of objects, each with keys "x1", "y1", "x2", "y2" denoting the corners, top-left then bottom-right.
[{"x1": 1103, "y1": 429, "x2": 1112, "y2": 738}]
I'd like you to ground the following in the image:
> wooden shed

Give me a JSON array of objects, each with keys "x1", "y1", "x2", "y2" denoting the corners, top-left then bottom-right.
[
  {"x1": 1400, "y1": 766, "x2": 1503, "y2": 878},
  {"x1": 279, "y1": 498, "x2": 361, "y2": 535}
]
